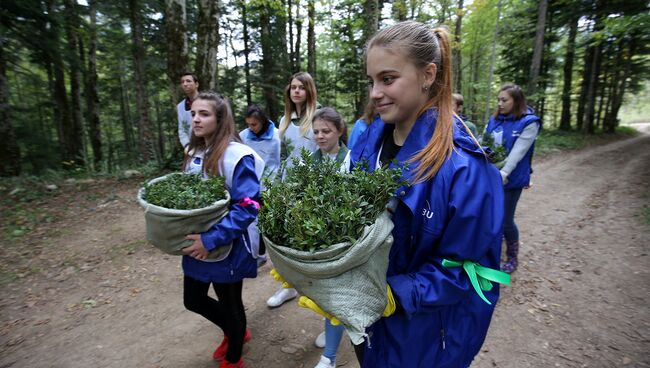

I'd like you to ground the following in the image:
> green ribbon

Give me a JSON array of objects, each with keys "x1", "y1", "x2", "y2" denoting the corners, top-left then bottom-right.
[{"x1": 442, "y1": 259, "x2": 511, "y2": 305}]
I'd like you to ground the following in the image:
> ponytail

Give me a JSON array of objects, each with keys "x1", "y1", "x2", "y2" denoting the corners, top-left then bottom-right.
[
  {"x1": 409, "y1": 27, "x2": 455, "y2": 183},
  {"x1": 367, "y1": 22, "x2": 456, "y2": 183}
]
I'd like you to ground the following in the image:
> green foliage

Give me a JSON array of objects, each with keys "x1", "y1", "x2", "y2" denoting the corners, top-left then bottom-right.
[
  {"x1": 535, "y1": 126, "x2": 639, "y2": 156},
  {"x1": 460, "y1": 0, "x2": 501, "y2": 123},
  {"x1": 642, "y1": 191, "x2": 650, "y2": 227},
  {"x1": 3, "y1": 0, "x2": 649, "y2": 177},
  {"x1": 0, "y1": 175, "x2": 59, "y2": 240},
  {"x1": 534, "y1": 129, "x2": 588, "y2": 155},
  {"x1": 259, "y1": 150, "x2": 406, "y2": 252},
  {"x1": 142, "y1": 173, "x2": 227, "y2": 210},
  {"x1": 481, "y1": 133, "x2": 508, "y2": 167}
]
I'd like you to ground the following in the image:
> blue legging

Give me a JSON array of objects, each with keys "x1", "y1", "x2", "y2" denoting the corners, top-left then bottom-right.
[
  {"x1": 323, "y1": 319, "x2": 345, "y2": 361},
  {"x1": 503, "y1": 188, "x2": 523, "y2": 242}
]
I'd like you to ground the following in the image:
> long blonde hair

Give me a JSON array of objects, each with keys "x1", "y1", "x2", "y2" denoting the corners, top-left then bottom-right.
[
  {"x1": 184, "y1": 92, "x2": 241, "y2": 177},
  {"x1": 366, "y1": 22, "x2": 454, "y2": 183},
  {"x1": 279, "y1": 72, "x2": 318, "y2": 138}
]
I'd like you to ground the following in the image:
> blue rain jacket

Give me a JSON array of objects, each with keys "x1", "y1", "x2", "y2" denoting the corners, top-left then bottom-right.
[
  {"x1": 351, "y1": 109, "x2": 504, "y2": 368},
  {"x1": 182, "y1": 155, "x2": 260, "y2": 283},
  {"x1": 485, "y1": 108, "x2": 541, "y2": 189}
]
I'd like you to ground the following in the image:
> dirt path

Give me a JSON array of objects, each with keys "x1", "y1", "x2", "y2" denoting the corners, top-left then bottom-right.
[{"x1": 1, "y1": 128, "x2": 649, "y2": 368}]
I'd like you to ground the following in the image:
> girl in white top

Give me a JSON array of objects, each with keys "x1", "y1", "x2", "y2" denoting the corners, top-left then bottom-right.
[
  {"x1": 277, "y1": 72, "x2": 319, "y2": 172},
  {"x1": 266, "y1": 72, "x2": 319, "y2": 308}
]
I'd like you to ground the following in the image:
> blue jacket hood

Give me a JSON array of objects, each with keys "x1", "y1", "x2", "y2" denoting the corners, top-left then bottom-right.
[{"x1": 245, "y1": 121, "x2": 277, "y2": 141}]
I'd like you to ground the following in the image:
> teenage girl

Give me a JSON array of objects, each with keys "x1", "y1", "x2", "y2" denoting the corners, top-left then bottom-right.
[
  {"x1": 266, "y1": 72, "x2": 319, "y2": 308},
  {"x1": 310, "y1": 106, "x2": 350, "y2": 368},
  {"x1": 239, "y1": 104, "x2": 281, "y2": 183},
  {"x1": 182, "y1": 92, "x2": 264, "y2": 368},
  {"x1": 351, "y1": 21, "x2": 506, "y2": 367},
  {"x1": 239, "y1": 104, "x2": 281, "y2": 266},
  {"x1": 484, "y1": 84, "x2": 541, "y2": 273}
]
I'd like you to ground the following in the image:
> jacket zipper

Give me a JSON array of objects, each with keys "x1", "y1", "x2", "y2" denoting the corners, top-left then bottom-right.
[
  {"x1": 439, "y1": 310, "x2": 446, "y2": 350},
  {"x1": 440, "y1": 328, "x2": 446, "y2": 350}
]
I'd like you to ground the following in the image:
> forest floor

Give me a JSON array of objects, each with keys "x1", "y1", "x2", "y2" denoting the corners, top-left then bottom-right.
[{"x1": 1, "y1": 124, "x2": 649, "y2": 368}]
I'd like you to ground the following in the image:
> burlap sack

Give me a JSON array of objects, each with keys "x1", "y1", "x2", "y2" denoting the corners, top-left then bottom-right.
[
  {"x1": 264, "y1": 211, "x2": 394, "y2": 344},
  {"x1": 137, "y1": 174, "x2": 232, "y2": 260}
]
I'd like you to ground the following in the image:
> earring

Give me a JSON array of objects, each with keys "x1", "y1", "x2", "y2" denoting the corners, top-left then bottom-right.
[{"x1": 422, "y1": 84, "x2": 429, "y2": 91}]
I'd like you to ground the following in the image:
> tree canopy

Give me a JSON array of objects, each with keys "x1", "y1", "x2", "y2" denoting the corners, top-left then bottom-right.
[{"x1": 1, "y1": 0, "x2": 648, "y2": 176}]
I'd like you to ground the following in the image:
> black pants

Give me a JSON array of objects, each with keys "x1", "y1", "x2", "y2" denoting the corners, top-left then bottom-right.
[
  {"x1": 183, "y1": 276, "x2": 246, "y2": 363},
  {"x1": 353, "y1": 339, "x2": 365, "y2": 366}
]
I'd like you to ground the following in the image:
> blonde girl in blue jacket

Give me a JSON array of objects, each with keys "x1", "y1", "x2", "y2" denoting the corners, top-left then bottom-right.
[
  {"x1": 350, "y1": 21, "x2": 508, "y2": 367},
  {"x1": 182, "y1": 92, "x2": 264, "y2": 368}
]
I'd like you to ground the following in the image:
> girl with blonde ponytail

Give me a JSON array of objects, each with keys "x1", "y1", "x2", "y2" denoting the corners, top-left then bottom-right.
[{"x1": 349, "y1": 21, "x2": 508, "y2": 367}]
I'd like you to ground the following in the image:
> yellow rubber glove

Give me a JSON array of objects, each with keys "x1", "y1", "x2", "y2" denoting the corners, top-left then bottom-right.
[
  {"x1": 383, "y1": 285, "x2": 396, "y2": 317},
  {"x1": 270, "y1": 268, "x2": 293, "y2": 289},
  {"x1": 298, "y1": 296, "x2": 341, "y2": 326}
]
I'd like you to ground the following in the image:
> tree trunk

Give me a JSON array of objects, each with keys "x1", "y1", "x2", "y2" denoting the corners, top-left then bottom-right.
[
  {"x1": 260, "y1": 6, "x2": 278, "y2": 120},
  {"x1": 483, "y1": 0, "x2": 502, "y2": 124},
  {"x1": 45, "y1": 0, "x2": 75, "y2": 166},
  {"x1": 0, "y1": 38, "x2": 21, "y2": 176},
  {"x1": 526, "y1": 0, "x2": 547, "y2": 99},
  {"x1": 129, "y1": 0, "x2": 155, "y2": 161},
  {"x1": 288, "y1": 0, "x2": 294, "y2": 72},
  {"x1": 154, "y1": 93, "x2": 165, "y2": 160},
  {"x1": 295, "y1": 2, "x2": 302, "y2": 73},
  {"x1": 86, "y1": 0, "x2": 102, "y2": 167},
  {"x1": 165, "y1": 0, "x2": 189, "y2": 105},
  {"x1": 452, "y1": 0, "x2": 464, "y2": 92},
  {"x1": 559, "y1": 15, "x2": 578, "y2": 131},
  {"x1": 307, "y1": 0, "x2": 316, "y2": 78},
  {"x1": 582, "y1": 10, "x2": 603, "y2": 136},
  {"x1": 364, "y1": 0, "x2": 379, "y2": 42},
  {"x1": 359, "y1": 0, "x2": 379, "y2": 115},
  {"x1": 604, "y1": 37, "x2": 636, "y2": 133},
  {"x1": 118, "y1": 67, "x2": 134, "y2": 153},
  {"x1": 241, "y1": 1, "x2": 252, "y2": 106},
  {"x1": 576, "y1": 42, "x2": 593, "y2": 131},
  {"x1": 64, "y1": 0, "x2": 86, "y2": 167},
  {"x1": 595, "y1": 69, "x2": 609, "y2": 131},
  {"x1": 582, "y1": 42, "x2": 601, "y2": 134},
  {"x1": 196, "y1": 0, "x2": 220, "y2": 90}
]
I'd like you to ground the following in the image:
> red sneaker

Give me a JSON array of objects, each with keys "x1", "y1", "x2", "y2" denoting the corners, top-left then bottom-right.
[
  {"x1": 213, "y1": 329, "x2": 251, "y2": 361},
  {"x1": 219, "y1": 358, "x2": 245, "y2": 368}
]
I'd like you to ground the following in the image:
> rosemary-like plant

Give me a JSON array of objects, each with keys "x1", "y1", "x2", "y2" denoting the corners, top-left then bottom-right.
[
  {"x1": 142, "y1": 173, "x2": 227, "y2": 210},
  {"x1": 259, "y1": 150, "x2": 405, "y2": 252}
]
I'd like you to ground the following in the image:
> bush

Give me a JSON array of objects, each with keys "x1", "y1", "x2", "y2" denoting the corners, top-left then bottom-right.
[
  {"x1": 142, "y1": 173, "x2": 227, "y2": 210},
  {"x1": 259, "y1": 150, "x2": 405, "y2": 252}
]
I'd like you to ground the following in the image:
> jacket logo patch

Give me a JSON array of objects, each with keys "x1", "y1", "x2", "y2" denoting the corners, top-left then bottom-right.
[{"x1": 422, "y1": 200, "x2": 434, "y2": 219}]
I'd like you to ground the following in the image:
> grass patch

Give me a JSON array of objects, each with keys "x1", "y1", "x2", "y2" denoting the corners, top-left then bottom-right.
[
  {"x1": 642, "y1": 207, "x2": 650, "y2": 226},
  {"x1": 642, "y1": 191, "x2": 650, "y2": 227},
  {"x1": 536, "y1": 129, "x2": 587, "y2": 155},
  {"x1": 615, "y1": 125, "x2": 639, "y2": 136},
  {"x1": 535, "y1": 126, "x2": 639, "y2": 156}
]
